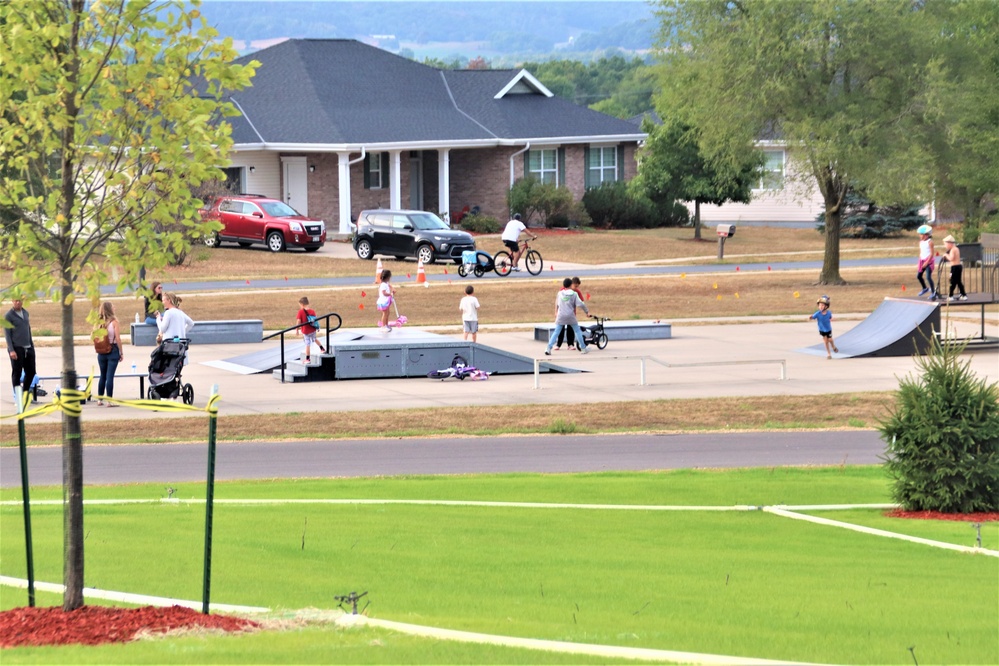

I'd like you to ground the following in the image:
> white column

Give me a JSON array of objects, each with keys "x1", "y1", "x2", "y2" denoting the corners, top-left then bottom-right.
[
  {"x1": 337, "y1": 152, "x2": 353, "y2": 234},
  {"x1": 389, "y1": 150, "x2": 402, "y2": 209},
  {"x1": 437, "y1": 148, "x2": 450, "y2": 220}
]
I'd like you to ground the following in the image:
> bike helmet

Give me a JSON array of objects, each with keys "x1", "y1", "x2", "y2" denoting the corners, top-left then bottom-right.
[
  {"x1": 816, "y1": 295, "x2": 830, "y2": 306},
  {"x1": 917, "y1": 224, "x2": 932, "y2": 235}
]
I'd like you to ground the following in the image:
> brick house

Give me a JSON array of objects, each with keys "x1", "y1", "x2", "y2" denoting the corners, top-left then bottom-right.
[{"x1": 224, "y1": 39, "x2": 646, "y2": 233}]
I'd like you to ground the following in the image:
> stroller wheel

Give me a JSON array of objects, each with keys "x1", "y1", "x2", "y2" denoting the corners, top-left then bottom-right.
[
  {"x1": 147, "y1": 387, "x2": 156, "y2": 400},
  {"x1": 457, "y1": 264, "x2": 468, "y2": 277},
  {"x1": 182, "y1": 384, "x2": 194, "y2": 405}
]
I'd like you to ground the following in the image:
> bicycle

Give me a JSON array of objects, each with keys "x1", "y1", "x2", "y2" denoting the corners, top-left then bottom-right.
[
  {"x1": 579, "y1": 315, "x2": 610, "y2": 350},
  {"x1": 494, "y1": 238, "x2": 543, "y2": 276}
]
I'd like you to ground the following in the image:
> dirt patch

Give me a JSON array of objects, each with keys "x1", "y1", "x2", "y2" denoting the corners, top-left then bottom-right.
[
  {"x1": 885, "y1": 509, "x2": 999, "y2": 522},
  {"x1": 0, "y1": 605, "x2": 258, "y2": 649}
]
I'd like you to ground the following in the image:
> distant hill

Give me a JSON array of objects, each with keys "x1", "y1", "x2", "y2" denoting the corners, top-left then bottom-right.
[{"x1": 198, "y1": 1, "x2": 657, "y2": 62}]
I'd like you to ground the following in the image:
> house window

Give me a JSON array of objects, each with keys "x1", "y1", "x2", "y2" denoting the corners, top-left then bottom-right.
[
  {"x1": 219, "y1": 167, "x2": 243, "y2": 193},
  {"x1": 757, "y1": 149, "x2": 785, "y2": 190},
  {"x1": 367, "y1": 152, "x2": 384, "y2": 189},
  {"x1": 528, "y1": 149, "x2": 558, "y2": 185},
  {"x1": 588, "y1": 146, "x2": 618, "y2": 185}
]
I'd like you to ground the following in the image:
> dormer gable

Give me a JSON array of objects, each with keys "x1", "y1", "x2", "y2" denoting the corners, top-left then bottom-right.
[{"x1": 494, "y1": 69, "x2": 554, "y2": 99}]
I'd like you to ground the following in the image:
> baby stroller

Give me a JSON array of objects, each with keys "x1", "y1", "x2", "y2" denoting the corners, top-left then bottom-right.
[{"x1": 147, "y1": 338, "x2": 194, "y2": 404}]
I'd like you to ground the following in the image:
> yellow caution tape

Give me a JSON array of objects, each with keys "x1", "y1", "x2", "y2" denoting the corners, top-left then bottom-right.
[{"x1": 3, "y1": 373, "x2": 219, "y2": 421}]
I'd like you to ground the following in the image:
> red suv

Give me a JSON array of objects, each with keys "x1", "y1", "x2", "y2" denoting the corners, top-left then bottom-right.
[{"x1": 201, "y1": 194, "x2": 327, "y2": 252}]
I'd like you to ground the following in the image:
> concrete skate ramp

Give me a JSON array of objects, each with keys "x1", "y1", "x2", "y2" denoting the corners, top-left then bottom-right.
[
  {"x1": 797, "y1": 298, "x2": 940, "y2": 359},
  {"x1": 206, "y1": 328, "x2": 578, "y2": 378},
  {"x1": 202, "y1": 331, "x2": 365, "y2": 374}
]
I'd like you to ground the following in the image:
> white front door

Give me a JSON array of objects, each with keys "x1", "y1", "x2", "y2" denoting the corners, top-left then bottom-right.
[{"x1": 282, "y1": 156, "x2": 308, "y2": 214}]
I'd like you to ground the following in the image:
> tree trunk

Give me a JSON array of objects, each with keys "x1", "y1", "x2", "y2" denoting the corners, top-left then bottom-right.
[
  {"x1": 60, "y1": 0, "x2": 86, "y2": 612},
  {"x1": 693, "y1": 199, "x2": 702, "y2": 240},
  {"x1": 61, "y1": 285, "x2": 84, "y2": 611},
  {"x1": 815, "y1": 166, "x2": 847, "y2": 285},
  {"x1": 819, "y1": 205, "x2": 844, "y2": 285}
]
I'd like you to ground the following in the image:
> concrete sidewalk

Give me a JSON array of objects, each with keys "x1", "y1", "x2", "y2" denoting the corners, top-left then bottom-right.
[{"x1": 4, "y1": 315, "x2": 995, "y2": 424}]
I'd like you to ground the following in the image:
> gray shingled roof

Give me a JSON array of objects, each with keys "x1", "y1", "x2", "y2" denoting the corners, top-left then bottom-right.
[{"x1": 229, "y1": 39, "x2": 644, "y2": 148}]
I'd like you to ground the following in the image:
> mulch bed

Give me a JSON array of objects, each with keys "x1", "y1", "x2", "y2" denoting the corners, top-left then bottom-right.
[
  {"x1": 0, "y1": 605, "x2": 258, "y2": 649},
  {"x1": 885, "y1": 510, "x2": 999, "y2": 522}
]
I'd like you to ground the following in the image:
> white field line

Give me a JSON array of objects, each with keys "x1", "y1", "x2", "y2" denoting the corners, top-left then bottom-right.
[
  {"x1": 0, "y1": 498, "x2": 759, "y2": 511},
  {"x1": 0, "y1": 576, "x2": 815, "y2": 666},
  {"x1": 0, "y1": 575, "x2": 270, "y2": 613},
  {"x1": 764, "y1": 507, "x2": 999, "y2": 557},
  {"x1": 5, "y1": 499, "x2": 991, "y2": 557},
  {"x1": 339, "y1": 614, "x2": 822, "y2": 666}
]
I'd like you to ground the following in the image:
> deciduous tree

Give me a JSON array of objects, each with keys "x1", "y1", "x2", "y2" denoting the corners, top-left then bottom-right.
[
  {"x1": 634, "y1": 116, "x2": 759, "y2": 240},
  {"x1": 654, "y1": 0, "x2": 939, "y2": 283},
  {"x1": 0, "y1": 0, "x2": 254, "y2": 610}
]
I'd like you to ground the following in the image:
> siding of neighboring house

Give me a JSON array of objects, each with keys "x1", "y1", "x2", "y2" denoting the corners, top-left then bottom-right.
[
  {"x1": 228, "y1": 151, "x2": 282, "y2": 200},
  {"x1": 690, "y1": 147, "x2": 825, "y2": 224}
]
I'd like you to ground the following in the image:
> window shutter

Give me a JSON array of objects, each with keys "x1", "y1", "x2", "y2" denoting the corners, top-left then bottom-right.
[
  {"x1": 523, "y1": 151, "x2": 530, "y2": 180},
  {"x1": 617, "y1": 145, "x2": 625, "y2": 181},
  {"x1": 583, "y1": 146, "x2": 591, "y2": 189},
  {"x1": 381, "y1": 153, "x2": 390, "y2": 185},
  {"x1": 557, "y1": 147, "x2": 565, "y2": 186},
  {"x1": 363, "y1": 154, "x2": 371, "y2": 189}
]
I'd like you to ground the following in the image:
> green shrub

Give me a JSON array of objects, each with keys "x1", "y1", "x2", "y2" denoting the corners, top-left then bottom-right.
[
  {"x1": 880, "y1": 339, "x2": 999, "y2": 513},
  {"x1": 459, "y1": 214, "x2": 501, "y2": 234},
  {"x1": 508, "y1": 177, "x2": 584, "y2": 228},
  {"x1": 581, "y1": 181, "x2": 690, "y2": 229}
]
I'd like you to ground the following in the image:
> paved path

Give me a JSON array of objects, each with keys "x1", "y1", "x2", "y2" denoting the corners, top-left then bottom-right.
[
  {"x1": 103, "y1": 256, "x2": 914, "y2": 294},
  {"x1": 0, "y1": 431, "x2": 885, "y2": 487}
]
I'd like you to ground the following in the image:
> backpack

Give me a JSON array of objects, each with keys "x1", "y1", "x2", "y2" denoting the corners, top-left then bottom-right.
[
  {"x1": 304, "y1": 309, "x2": 318, "y2": 327},
  {"x1": 93, "y1": 326, "x2": 113, "y2": 354}
]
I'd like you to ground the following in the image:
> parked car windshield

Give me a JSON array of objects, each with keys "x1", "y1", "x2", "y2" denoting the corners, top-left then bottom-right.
[
  {"x1": 259, "y1": 201, "x2": 302, "y2": 218},
  {"x1": 410, "y1": 213, "x2": 449, "y2": 231}
]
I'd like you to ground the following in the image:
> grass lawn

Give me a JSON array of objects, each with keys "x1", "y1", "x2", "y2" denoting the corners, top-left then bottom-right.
[
  {"x1": 20, "y1": 265, "x2": 949, "y2": 337},
  {"x1": 2, "y1": 468, "x2": 997, "y2": 664}
]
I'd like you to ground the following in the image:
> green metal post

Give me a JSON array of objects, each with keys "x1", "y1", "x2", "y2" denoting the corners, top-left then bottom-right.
[
  {"x1": 16, "y1": 388, "x2": 36, "y2": 607},
  {"x1": 201, "y1": 385, "x2": 219, "y2": 614}
]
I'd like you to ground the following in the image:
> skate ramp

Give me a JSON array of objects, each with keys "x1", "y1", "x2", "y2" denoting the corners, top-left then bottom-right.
[
  {"x1": 797, "y1": 298, "x2": 940, "y2": 359},
  {"x1": 205, "y1": 328, "x2": 579, "y2": 378}
]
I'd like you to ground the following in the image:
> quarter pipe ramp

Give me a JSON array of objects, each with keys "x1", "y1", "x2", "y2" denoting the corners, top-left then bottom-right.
[{"x1": 797, "y1": 298, "x2": 940, "y2": 359}]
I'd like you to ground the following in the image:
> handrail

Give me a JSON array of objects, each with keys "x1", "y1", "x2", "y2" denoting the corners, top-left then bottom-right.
[
  {"x1": 532, "y1": 355, "x2": 787, "y2": 389},
  {"x1": 264, "y1": 312, "x2": 343, "y2": 383}
]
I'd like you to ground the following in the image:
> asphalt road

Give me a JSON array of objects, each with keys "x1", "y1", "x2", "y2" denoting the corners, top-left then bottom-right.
[{"x1": 1, "y1": 430, "x2": 885, "y2": 488}]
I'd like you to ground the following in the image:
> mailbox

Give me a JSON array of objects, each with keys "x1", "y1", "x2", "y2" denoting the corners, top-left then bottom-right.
[{"x1": 716, "y1": 224, "x2": 736, "y2": 238}]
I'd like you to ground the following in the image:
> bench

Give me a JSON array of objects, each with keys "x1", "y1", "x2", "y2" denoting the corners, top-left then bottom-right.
[
  {"x1": 534, "y1": 320, "x2": 672, "y2": 343},
  {"x1": 130, "y1": 320, "x2": 263, "y2": 346},
  {"x1": 32, "y1": 372, "x2": 147, "y2": 402}
]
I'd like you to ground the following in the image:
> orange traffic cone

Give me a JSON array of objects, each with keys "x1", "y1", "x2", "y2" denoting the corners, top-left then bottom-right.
[
  {"x1": 375, "y1": 257, "x2": 383, "y2": 284},
  {"x1": 416, "y1": 259, "x2": 427, "y2": 286}
]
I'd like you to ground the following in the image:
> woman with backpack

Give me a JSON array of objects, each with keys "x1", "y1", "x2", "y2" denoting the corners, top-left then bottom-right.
[{"x1": 93, "y1": 301, "x2": 125, "y2": 406}]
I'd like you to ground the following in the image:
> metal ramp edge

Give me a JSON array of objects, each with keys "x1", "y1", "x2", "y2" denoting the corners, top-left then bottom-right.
[{"x1": 796, "y1": 297, "x2": 940, "y2": 359}]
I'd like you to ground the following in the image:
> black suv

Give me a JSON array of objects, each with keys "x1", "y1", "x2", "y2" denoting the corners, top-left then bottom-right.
[{"x1": 353, "y1": 209, "x2": 475, "y2": 264}]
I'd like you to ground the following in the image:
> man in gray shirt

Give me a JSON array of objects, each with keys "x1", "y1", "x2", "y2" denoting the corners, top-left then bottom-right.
[
  {"x1": 545, "y1": 278, "x2": 590, "y2": 355},
  {"x1": 4, "y1": 298, "x2": 36, "y2": 401}
]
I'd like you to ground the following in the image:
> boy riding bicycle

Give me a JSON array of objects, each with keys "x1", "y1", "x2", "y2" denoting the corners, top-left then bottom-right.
[{"x1": 501, "y1": 213, "x2": 537, "y2": 272}]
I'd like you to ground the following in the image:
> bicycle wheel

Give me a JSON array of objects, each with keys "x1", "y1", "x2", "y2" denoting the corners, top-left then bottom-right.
[
  {"x1": 525, "y1": 249, "x2": 543, "y2": 275},
  {"x1": 595, "y1": 332, "x2": 608, "y2": 350},
  {"x1": 493, "y1": 251, "x2": 513, "y2": 276}
]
